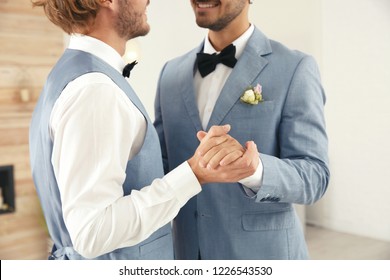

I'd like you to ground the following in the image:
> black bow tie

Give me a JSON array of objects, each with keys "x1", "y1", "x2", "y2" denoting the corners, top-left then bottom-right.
[
  {"x1": 122, "y1": 60, "x2": 138, "y2": 78},
  {"x1": 196, "y1": 44, "x2": 237, "y2": 78}
]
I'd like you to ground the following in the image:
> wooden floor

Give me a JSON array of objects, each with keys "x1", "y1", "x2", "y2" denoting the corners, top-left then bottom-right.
[{"x1": 306, "y1": 225, "x2": 390, "y2": 260}]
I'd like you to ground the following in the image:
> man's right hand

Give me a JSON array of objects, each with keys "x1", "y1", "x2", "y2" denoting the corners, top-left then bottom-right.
[{"x1": 188, "y1": 125, "x2": 259, "y2": 184}]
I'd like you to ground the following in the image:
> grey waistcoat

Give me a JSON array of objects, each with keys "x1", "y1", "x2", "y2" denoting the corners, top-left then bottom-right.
[{"x1": 29, "y1": 49, "x2": 172, "y2": 260}]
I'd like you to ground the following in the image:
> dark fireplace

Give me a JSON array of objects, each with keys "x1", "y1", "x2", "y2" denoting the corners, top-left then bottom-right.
[{"x1": 0, "y1": 165, "x2": 15, "y2": 214}]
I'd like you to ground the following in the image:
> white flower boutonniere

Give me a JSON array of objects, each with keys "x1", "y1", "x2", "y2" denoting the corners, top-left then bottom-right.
[{"x1": 240, "y1": 84, "x2": 263, "y2": 105}]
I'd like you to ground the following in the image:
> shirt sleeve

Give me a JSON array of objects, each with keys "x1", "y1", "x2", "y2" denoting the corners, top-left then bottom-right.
[
  {"x1": 238, "y1": 154, "x2": 263, "y2": 194},
  {"x1": 50, "y1": 73, "x2": 201, "y2": 259}
]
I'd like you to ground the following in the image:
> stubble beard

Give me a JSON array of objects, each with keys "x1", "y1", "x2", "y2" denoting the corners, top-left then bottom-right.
[
  {"x1": 195, "y1": 1, "x2": 246, "y2": 31},
  {"x1": 116, "y1": 0, "x2": 150, "y2": 40}
]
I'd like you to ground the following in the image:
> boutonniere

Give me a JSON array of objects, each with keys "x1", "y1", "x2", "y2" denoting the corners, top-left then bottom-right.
[{"x1": 240, "y1": 83, "x2": 263, "y2": 105}]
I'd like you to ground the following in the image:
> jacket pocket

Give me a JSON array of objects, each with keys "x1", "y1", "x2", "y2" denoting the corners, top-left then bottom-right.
[
  {"x1": 230, "y1": 100, "x2": 275, "y2": 119},
  {"x1": 242, "y1": 209, "x2": 295, "y2": 231}
]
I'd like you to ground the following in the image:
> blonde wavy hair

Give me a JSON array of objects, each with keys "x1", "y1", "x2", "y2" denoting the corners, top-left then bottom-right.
[{"x1": 31, "y1": 0, "x2": 101, "y2": 34}]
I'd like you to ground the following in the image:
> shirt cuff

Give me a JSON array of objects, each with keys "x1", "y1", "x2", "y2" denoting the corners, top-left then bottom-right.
[
  {"x1": 238, "y1": 157, "x2": 263, "y2": 191},
  {"x1": 163, "y1": 161, "x2": 202, "y2": 204}
]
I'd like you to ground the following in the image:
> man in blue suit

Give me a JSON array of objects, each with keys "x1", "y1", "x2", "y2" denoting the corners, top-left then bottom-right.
[{"x1": 154, "y1": 0, "x2": 330, "y2": 259}]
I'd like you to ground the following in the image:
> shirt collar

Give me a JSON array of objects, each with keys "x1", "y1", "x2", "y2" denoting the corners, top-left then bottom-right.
[
  {"x1": 203, "y1": 24, "x2": 255, "y2": 58},
  {"x1": 67, "y1": 34, "x2": 126, "y2": 73}
]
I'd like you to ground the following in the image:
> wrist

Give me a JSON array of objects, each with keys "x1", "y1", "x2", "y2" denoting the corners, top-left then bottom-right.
[{"x1": 187, "y1": 157, "x2": 204, "y2": 185}]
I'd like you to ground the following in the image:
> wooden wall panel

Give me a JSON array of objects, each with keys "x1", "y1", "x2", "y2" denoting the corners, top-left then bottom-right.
[
  {"x1": 0, "y1": 66, "x2": 53, "y2": 88},
  {"x1": 0, "y1": 88, "x2": 41, "y2": 104},
  {"x1": 0, "y1": 0, "x2": 63, "y2": 260},
  {"x1": 0, "y1": 0, "x2": 44, "y2": 15}
]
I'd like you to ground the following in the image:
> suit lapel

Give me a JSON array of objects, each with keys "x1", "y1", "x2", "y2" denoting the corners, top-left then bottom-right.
[
  {"x1": 206, "y1": 28, "x2": 272, "y2": 130},
  {"x1": 179, "y1": 43, "x2": 204, "y2": 132}
]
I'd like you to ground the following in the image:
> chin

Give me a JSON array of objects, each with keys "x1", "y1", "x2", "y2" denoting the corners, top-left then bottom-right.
[
  {"x1": 141, "y1": 25, "x2": 151, "y2": 36},
  {"x1": 195, "y1": 19, "x2": 213, "y2": 29},
  {"x1": 130, "y1": 27, "x2": 150, "y2": 39}
]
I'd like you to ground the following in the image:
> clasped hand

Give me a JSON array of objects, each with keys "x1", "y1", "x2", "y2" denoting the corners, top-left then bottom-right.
[{"x1": 188, "y1": 125, "x2": 259, "y2": 184}]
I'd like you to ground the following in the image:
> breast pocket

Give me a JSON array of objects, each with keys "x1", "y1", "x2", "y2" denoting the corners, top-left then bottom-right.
[
  {"x1": 226, "y1": 101, "x2": 276, "y2": 143},
  {"x1": 230, "y1": 100, "x2": 275, "y2": 120}
]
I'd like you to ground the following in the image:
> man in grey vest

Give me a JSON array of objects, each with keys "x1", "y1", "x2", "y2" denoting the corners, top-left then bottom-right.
[{"x1": 29, "y1": 0, "x2": 258, "y2": 260}]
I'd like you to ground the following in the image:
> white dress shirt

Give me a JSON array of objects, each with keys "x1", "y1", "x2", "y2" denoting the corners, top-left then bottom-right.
[
  {"x1": 50, "y1": 35, "x2": 201, "y2": 258},
  {"x1": 194, "y1": 24, "x2": 263, "y2": 191}
]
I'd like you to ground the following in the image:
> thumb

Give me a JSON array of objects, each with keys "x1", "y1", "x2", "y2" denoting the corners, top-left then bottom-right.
[
  {"x1": 207, "y1": 124, "x2": 231, "y2": 137},
  {"x1": 197, "y1": 131, "x2": 207, "y2": 141},
  {"x1": 245, "y1": 141, "x2": 257, "y2": 152}
]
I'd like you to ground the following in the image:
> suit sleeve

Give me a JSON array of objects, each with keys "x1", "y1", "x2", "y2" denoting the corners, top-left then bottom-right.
[
  {"x1": 256, "y1": 55, "x2": 330, "y2": 205},
  {"x1": 154, "y1": 63, "x2": 170, "y2": 175}
]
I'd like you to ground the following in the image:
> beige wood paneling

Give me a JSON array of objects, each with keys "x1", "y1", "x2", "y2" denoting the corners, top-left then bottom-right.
[
  {"x1": 0, "y1": 88, "x2": 40, "y2": 104},
  {"x1": 0, "y1": 66, "x2": 54, "y2": 88},
  {"x1": 0, "y1": 0, "x2": 63, "y2": 260},
  {"x1": 0, "y1": 0, "x2": 46, "y2": 15}
]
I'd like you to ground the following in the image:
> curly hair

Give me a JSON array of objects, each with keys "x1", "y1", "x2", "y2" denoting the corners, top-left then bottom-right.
[{"x1": 31, "y1": 0, "x2": 101, "y2": 34}]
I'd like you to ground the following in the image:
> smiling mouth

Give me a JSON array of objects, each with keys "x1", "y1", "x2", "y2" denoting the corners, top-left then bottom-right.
[{"x1": 196, "y1": 1, "x2": 220, "y2": 9}]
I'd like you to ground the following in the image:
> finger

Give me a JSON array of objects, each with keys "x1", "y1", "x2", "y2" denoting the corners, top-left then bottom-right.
[
  {"x1": 201, "y1": 139, "x2": 245, "y2": 168},
  {"x1": 245, "y1": 141, "x2": 259, "y2": 160},
  {"x1": 197, "y1": 131, "x2": 207, "y2": 141},
  {"x1": 199, "y1": 144, "x2": 228, "y2": 168},
  {"x1": 219, "y1": 150, "x2": 245, "y2": 166},
  {"x1": 197, "y1": 134, "x2": 229, "y2": 156},
  {"x1": 232, "y1": 141, "x2": 259, "y2": 170},
  {"x1": 206, "y1": 148, "x2": 243, "y2": 170},
  {"x1": 198, "y1": 124, "x2": 231, "y2": 150},
  {"x1": 207, "y1": 124, "x2": 231, "y2": 137},
  {"x1": 246, "y1": 140, "x2": 256, "y2": 150}
]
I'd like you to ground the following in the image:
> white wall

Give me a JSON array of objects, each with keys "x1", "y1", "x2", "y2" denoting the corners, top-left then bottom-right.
[
  {"x1": 249, "y1": 0, "x2": 322, "y2": 63},
  {"x1": 306, "y1": 0, "x2": 390, "y2": 242},
  {"x1": 130, "y1": 0, "x2": 205, "y2": 118}
]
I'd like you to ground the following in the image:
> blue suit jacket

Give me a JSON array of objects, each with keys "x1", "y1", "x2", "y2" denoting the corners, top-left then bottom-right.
[{"x1": 154, "y1": 28, "x2": 329, "y2": 259}]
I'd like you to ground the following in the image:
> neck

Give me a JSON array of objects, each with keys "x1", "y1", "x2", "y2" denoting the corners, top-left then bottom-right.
[
  {"x1": 84, "y1": 7, "x2": 127, "y2": 56},
  {"x1": 87, "y1": 29, "x2": 127, "y2": 56}
]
